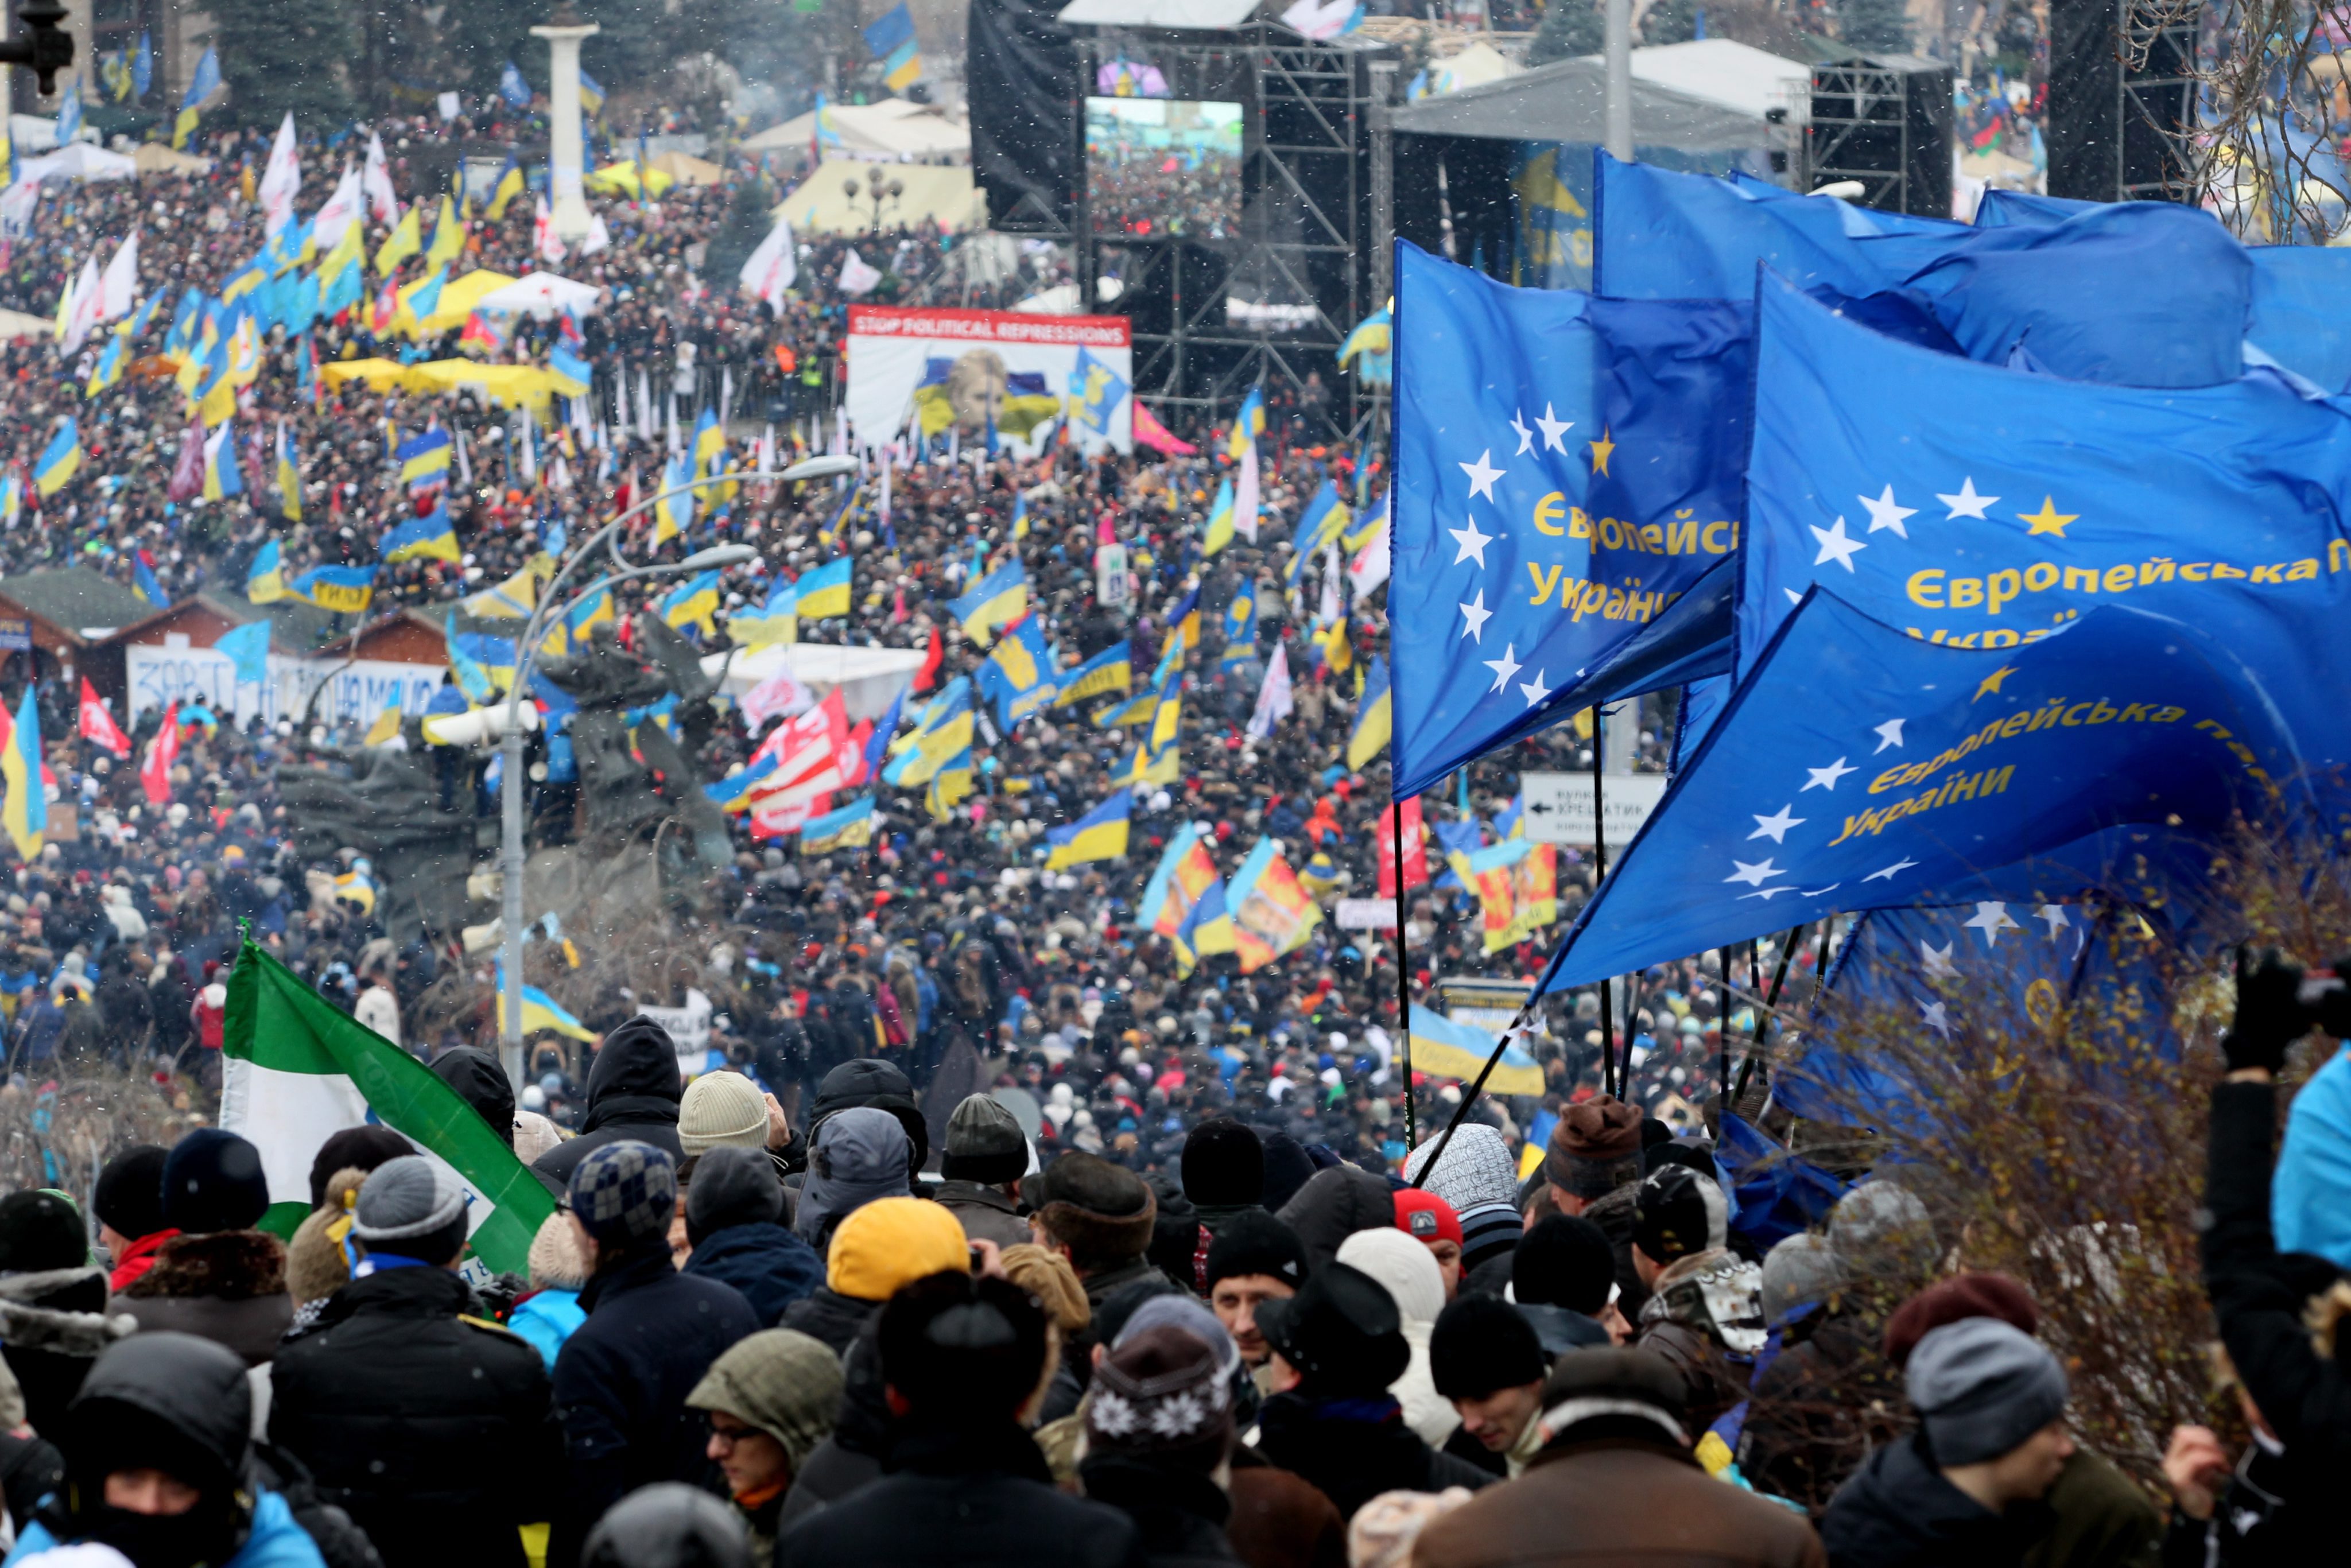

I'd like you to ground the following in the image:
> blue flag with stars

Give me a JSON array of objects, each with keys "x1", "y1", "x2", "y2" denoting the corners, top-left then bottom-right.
[
  {"x1": 1533, "y1": 587, "x2": 2302, "y2": 993},
  {"x1": 1738, "y1": 272, "x2": 2351, "y2": 778},
  {"x1": 1388, "y1": 238, "x2": 1751, "y2": 799}
]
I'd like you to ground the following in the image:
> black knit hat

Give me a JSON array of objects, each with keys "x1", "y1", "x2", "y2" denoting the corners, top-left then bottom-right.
[
  {"x1": 1514, "y1": 1214, "x2": 1619, "y2": 1316},
  {"x1": 161, "y1": 1129, "x2": 270, "y2": 1236},
  {"x1": 0, "y1": 1190, "x2": 90, "y2": 1272},
  {"x1": 941, "y1": 1095, "x2": 1029, "y2": 1186},
  {"x1": 1258, "y1": 1131, "x2": 1316, "y2": 1213},
  {"x1": 93, "y1": 1145, "x2": 169, "y2": 1243},
  {"x1": 1182, "y1": 1119, "x2": 1265, "y2": 1208},
  {"x1": 1253, "y1": 1260, "x2": 1408, "y2": 1397},
  {"x1": 1630, "y1": 1166, "x2": 1727, "y2": 1265},
  {"x1": 1204, "y1": 1209, "x2": 1306, "y2": 1294},
  {"x1": 1430, "y1": 1295, "x2": 1545, "y2": 1400}
]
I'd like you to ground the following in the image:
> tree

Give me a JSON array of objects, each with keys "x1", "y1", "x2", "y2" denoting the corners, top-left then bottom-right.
[
  {"x1": 1527, "y1": 0, "x2": 1607, "y2": 64},
  {"x1": 704, "y1": 176, "x2": 775, "y2": 288},
  {"x1": 212, "y1": 0, "x2": 358, "y2": 131}
]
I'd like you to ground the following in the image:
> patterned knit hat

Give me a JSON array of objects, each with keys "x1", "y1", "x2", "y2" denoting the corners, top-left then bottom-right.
[
  {"x1": 566, "y1": 1140, "x2": 677, "y2": 1245},
  {"x1": 1084, "y1": 1323, "x2": 1232, "y2": 1473},
  {"x1": 1404, "y1": 1124, "x2": 1524, "y2": 1272}
]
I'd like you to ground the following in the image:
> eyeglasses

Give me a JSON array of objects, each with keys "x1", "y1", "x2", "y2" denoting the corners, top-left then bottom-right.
[{"x1": 707, "y1": 1419, "x2": 761, "y2": 1449}]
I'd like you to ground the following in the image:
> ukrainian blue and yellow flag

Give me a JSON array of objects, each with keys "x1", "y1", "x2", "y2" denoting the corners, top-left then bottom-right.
[
  {"x1": 1337, "y1": 304, "x2": 1392, "y2": 385},
  {"x1": 1348, "y1": 653, "x2": 1392, "y2": 770},
  {"x1": 382, "y1": 501, "x2": 460, "y2": 564},
  {"x1": 801, "y1": 795, "x2": 878, "y2": 855},
  {"x1": 219, "y1": 259, "x2": 265, "y2": 308},
  {"x1": 999, "y1": 372, "x2": 1061, "y2": 440},
  {"x1": 1165, "y1": 587, "x2": 1202, "y2": 665},
  {"x1": 84, "y1": 335, "x2": 125, "y2": 399},
  {"x1": 0, "y1": 689, "x2": 45, "y2": 861},
  {"x1": 730, "y1": 579, "x2": 799, "y2": 649},
  {"x1": 704, "y1": 755, "x2": 780, "y2": 813},
  {"x1": 447, "y1": 626, "x2": 496, "y2": 704},
  {"x1": 578, "y1": 70, "x2": 606, "y2": 116},
  {"x1": 913, "y1": 358, "x2": 955, "y2": 439},
  {"x1": 863, "y1": 2, "x2": 923, "y2": 93},
  {"x1": 313, "y1": 219, "x2": 363, "y2": 295},
  {"x1": 692, "y1": 408, "x2": 729, "y2": 502},
  {"x1": 1220, "y1": 584, "x2": 1258, "y2": 670},
  {"x1": 976, "y1": 614, "x2": 1057, "y2": 729},
  {"x1": 653, "y1": 452, "x2": 695, "y2": 544},
  {"x1": 1226, "y1": 386, "x2": 1264, "y2": 461},
  {"x1": 1011, "y1": 490, "x2": 1031, "y2": 540},
  {"x1": 1406, "y1": 1004, "x2": 1543, "y2": 1096},
  {"x1": 131, "y1": 550, "x2": 168, "y2": 608},
  {"x1": 453, "y1": 634, "x2": 518, "y2": 693},
  {"x1": 201, "y1": 425, "x2": 243, "y2": 500},
  {"x1": 1053, "y1": 638, "x2": 1131, "y2": 708},
  {"x1": 1068, "y1": 348, "x2": 1128, "y2": 434},
  {"x1": 1045, "y1": 789, "x2": 1131, "y2": 870},
  {"x1": 293, "y1": 564, "x2": 377, "y2": 614},
  {"x1": 276, "y1": 425, "x2": 302, "y2": 523},
  {"x1": 1203, "y1": 478, "x2": 1235, "y2": 557},
  {"x1": 549, "y1": 342, "x2": 592, "y2": 397},
  {"x1": 1175, "y1": 865, "x2": 1237, "y2": 969},
  {"x1": 247, "y1": 539, "x2": 287, "y2": 604},
  {"x1": 946, "y1": 560, "x2": 1028, "y2": 646},
  {"x1": 1286, "y1": 480, "x2": 1351, "y2": 585},
  {"x1": 486, "y1": 156, "x2": 525, "y2": 220},
  {"x1": 795, "y1": 557, "x2": 852, "y2": 620},
  {"x1": 564, "y1": 588, "x2": 614, "y2": 650},
  {"x1": 397, "y1": 429, "x2": 453, "y2": 493},
  {"x1": 163, "y1": 288, "x2": 204, "y2": 358},
  {"x1": 884, "y1": 680, "x2": 973, "y2": 787},
  {"x1": 925, "y1": 747, "x2": 976, "y2": 822},
  {"x1": 34, "y1": 419, "x2": 80, "y2": 497},
  {"x1": 660, "y1": 570, "x2": 723, "y2": 638},
  {"x1": 498, "y1": 964, "x2": 597, "y2": 1041}
]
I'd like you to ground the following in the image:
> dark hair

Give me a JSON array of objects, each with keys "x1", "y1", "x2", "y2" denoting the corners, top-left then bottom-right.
[
  {"x1": 878, "y1": 1271, "x2": 1050, "y2": 1423},
  {"x1": 395, "y1": 1211, "x2": 472, "y2": 1270}
]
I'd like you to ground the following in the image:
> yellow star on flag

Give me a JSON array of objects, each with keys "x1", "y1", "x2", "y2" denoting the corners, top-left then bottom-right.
[
  {"x1": 1587, "y1": 427, "x2": 1615, "y2": 476},
  {"x1": 2019, "y1": 496, "x2": 2077, "y2": 537},
  {"x1": 1973, "y1": 665, "x2": 2017, "y2": 701}
]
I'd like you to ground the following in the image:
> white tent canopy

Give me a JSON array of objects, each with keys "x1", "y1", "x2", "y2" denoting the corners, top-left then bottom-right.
[
  {"x1": 744, "y1": 99, "x2": 970, "y2": 161},
  {"x1": 703, "y1": 642, "x2": 925, "y2": 724},
  {"x1": 474, "y1": 271, "x2": 603, "y2": 317},
  {"x1": 18, "y1": 144, "x2": 135, "y2": 184}
]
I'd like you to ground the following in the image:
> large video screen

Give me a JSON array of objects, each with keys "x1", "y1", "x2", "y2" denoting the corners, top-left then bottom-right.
[{"x1": 1085, "y1": 98, "x2": 1243, "y2": 242}]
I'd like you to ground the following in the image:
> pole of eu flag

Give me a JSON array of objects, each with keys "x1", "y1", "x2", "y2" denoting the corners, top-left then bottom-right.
[
  {"x1": 1390, "y1": 798, "x2": 1414, "y2": 1151},
  {"x1": 1593, "y1": 717, "x2": 1612, "y2": 1097}
]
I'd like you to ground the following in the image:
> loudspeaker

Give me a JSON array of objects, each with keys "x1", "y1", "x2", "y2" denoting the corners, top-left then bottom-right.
[
  {"x1": 2048, "y1": 0, "x2": 2195, "y2": 200},
  {"x1": 1809, "y1": 55, "x2": 1954, "y2": 219}
]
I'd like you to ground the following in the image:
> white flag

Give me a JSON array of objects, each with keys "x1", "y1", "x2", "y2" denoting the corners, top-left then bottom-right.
[
  {"x1": 1235, "y1": 441, "x2": 1261, "y2": 542},
  {"x1": 362, "y1": 131, "x2": 398, "y2": 225},
  {"x1": 60, "y1": 255, "x2": 102, "y2": 352},
  {"x1": 741, "y1": 217, "x2": 797, "y2": 312},
  {"x1": 1317, "y1": 543, "x2": 1343, "y2": 626},
  {"x1": 1347, "y1": 503, "x2": 1391, "y2": 597},
  {"x1": 1247, "y1": 643, "x2": 1294, "y2": 741},
  {"x1": 313, "y1": 165, "x2": 362, "y2": 251},
  {"x1": 756, "y1": 424, "x2": 775, "y2": 475},
  {"x1": 837, "y1": 249, "x2": 881, "y2": 297},
  {"x1": 259, "y1": 112, "x2": 301, "y2": 236},
  {"x1": 534, "y1": 196, "x2": 567, "y2": 263},
  {"x1": 581, "y1": 212, "x2": 611, "y2": 255},
  {"x1": 720, "y1": 366, "x2": 734, "y2": 427},
  {"x1": 98, "y1": 230, "x2": 139, "y2": 321},
  {"x1": 637, "y1": 370, "x2": 655, "y2": 441}
]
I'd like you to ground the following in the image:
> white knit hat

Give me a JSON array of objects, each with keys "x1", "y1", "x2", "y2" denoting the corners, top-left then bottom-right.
[{"x1": 678, "y1": 1071, "x2": 769, "y2": 1156}]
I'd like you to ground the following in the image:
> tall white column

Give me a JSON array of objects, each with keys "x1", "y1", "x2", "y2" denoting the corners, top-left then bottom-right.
[{"x1": 531, "y1": 17, "x2": 600, "y2": 242}]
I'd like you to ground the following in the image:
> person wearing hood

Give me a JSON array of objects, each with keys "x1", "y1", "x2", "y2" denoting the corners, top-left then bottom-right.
[
  {"x1": 432, "y1": 1045, "x2": 563, "y2": 1161},
  {"x1": 1335, "y1": 1229, "x2": 1456, "y2": 1449},
  {"x1": 1429, "y1": 1297, "x2": 1547, "y2": 1479},
  {"x1": 686, "y1": 1329, "x2": 843, "y2": 1562},
  {"x1": 1080, "y1": 1325, "x2": 1248, "y2": 1568},
  {"x1": 532, "y1": 1019, "x2": 688, "y2": 1191},
  {"x1": 1246, "y1": 1261, "x2": 1490, "y2": 1522},
  {"x1": 112, "y1": 1130, "x2": 293, "y2": 1369},
  {"x1": 784, "y1": 1059, "x2": 930, "y2": 1183},
  {"x1": 793, "y1": 1108, "x2": 913, "y2": 1252},
  {"x1": 0, "y1": 1190, "x2": 135, "y2": 1440},
  {"x1": 681, "y1": 1146, "x2": 824, "y2": 1325},
  {"x1": 91, "y1": 1147, "x2": 173, "y2": 1294},
  {"x1": 933, "y1": 1096, "x2": 1033, "y2": 1250},
  {"x1": 1511, "y1": 1217, "x2": 1628, "y2": 1359},
  {"x1": 268, "y1": 1157, "x2": 560, "y2": 1568},
  {"x1": 1822, "y1": 1320, "x2": 2074, "y2": 1568},
  {"x1": 1412, "y1": 1346, "x2": 1825, "y2": 1568},
  {"x1": 11, "y1": 1332, "x2": 329, "y2": 1568},
  {"x1": 550, "y1": 1142, "x2": 760, "y2": 1568},
  {"x1": 1273, "y1": 1166, "x2": 1392, "y2": 1277},
  {"x1": 1626, "y1": 1167, "x2": 1763, "y2": 1437},
  {"x1": 1030, "y1": 1154, "x2": 1173, "y2": 1311},
  {"x1": 783, "y1": 1196, "x2": 973, "y2": 1360},
  {"x1": 1401, "y1": 1127, "x2": 1525, "y2": 1293}
]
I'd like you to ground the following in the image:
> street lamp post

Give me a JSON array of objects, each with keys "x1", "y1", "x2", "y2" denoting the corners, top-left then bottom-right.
[
  {"x1": 841, "y1": 168, "x2": 904, "y2": 234},
  {"x1": 492, "y1": 471, "x2": 763, "y2": 1089}
]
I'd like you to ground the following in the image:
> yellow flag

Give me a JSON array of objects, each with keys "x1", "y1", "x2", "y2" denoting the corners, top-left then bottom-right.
[
  {"x1": 375, "y1": 206, "x2": 421, "y2": 278},
  {"x1": 425, "y1": 195, "x2": 465, "y2": 269}
]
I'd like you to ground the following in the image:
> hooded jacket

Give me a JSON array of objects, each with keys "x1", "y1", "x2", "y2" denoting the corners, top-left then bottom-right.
[
  {"x1": 1822, "y1": 1431, "x2": 2053, "y2": 1568},
  {"x1": 532, "y1": 1020, "x2": 685, "y2": 1189},
  {"x1": 1632, "y1": 1248, "x2": 1764, "y2": 1437},
  {"x1": 1275, "y1": 1166, "x2": 1395, "y2": 1276},
  {"x1": 431, "y1": 1046, "x2": 517, "y2": 1149},
  {"x1": 777, "y1": 1318, "x2": 894, "y2": 1527},
  {"x1": 0, "y1": 1265, "x2": 135, "y2": 1437},
  {"x1": 788, "y1": 1059, "x2": 930, "y2": 1179},
  {"x1": 793, "y1": 1109, "x2": 913, "y2": 1248}
]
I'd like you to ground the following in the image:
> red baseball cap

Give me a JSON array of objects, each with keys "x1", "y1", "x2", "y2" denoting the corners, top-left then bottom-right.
[{"x1": 1394, "y1": 1189, "x2": 1462, "y2": 1248}]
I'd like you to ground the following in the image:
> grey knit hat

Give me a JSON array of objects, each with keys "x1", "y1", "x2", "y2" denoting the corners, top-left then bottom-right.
[
  {"x1": 1906, "y1": 1317, "x2": 2068, "y2": 1466},
  {"x1": 567, "y1": 1141, "x2": 678, "y2": 1245},
  {"x1": 1760, "y1": 1232, "x2": 1848, "y2": 1327},
  {"x1": 353, "y1": 1155, "x2": 466, "y2": 1243}
]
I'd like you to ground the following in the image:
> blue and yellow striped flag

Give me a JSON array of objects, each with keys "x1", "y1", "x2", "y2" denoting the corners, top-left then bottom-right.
[{"x1": 1045, "y1": 788, "x2": 1131, "y2": 870}]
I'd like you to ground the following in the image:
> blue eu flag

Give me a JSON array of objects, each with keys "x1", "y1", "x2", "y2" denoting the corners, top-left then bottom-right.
[
  {"x1": 1534, "y1": 587, "x2": 2302, "y2": 992},
  {"x1": 1388, "y1": 239, "x2": 1749, "y2": 799},
  {"x1": 500, "y1": 61, "x2": 532, "y2": 109},
  {"x1": 1739, "y1": 273, "x2": 2351, "y2": 775}
]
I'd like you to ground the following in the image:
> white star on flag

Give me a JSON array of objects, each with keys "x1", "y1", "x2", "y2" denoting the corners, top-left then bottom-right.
[
  {"x1": 1458, "y1": 589, "x2": 1492, "y2": 642},
  {"x1": 1938, "y1": 476, "x2": 1998, "y2": 519},
  {"x1": 1803, "y1": 757, "x2": 1857, "y2": 791},
  {"x1": 1518, "y1": 670, "x2": 1549, "y2": 708},
  {"x1": 1460, "y1": 450, "x2": 1503, "y2": 502},
  {"x1": 1859, "y1": 485, "x2": 1917, "y2": 538},
  {"x1": 1748, "y1": 804, "x2": 1804, "y2": 843},
  {"x1": 1918, "y1": 997, "x2": 1953, "y2": 1037},
  {"x1": 1873, "y1": 719, "x2": 1905, "y2": 753},
  {"x1": 1484, "y1": 645, "x2": 1522, "y2": 692},
  {"x1": 1864, "y1": 857, "x2": 1918, "y2": 882},
  {"x1": 1510, "y1": 412, "x2": 1534, "y2": 456},
  {"x1": 1810, "y1": 516, "x2": 1867, "y2": 571},
  {"x1": 1921, "y1": 941, "x2": 1960, "y2": 980},
  {"x1": 1963, "y1": 902, "x2": 2020, "y2": 945},
  {"x1": 1449, "y1": 517, "x2": 1494, "y2": 568},
  {"x1": 1535, "y1": 403, "x2": 1573, "y2": 452},
  {"x1": 1725, "y1": 857, "x2": 1784, "y2": 887},
  {"x1": 2036, "y1": 904, "x2": 2071, "y2": 940},
  {"x1": 1743, "y1": 887, "x2": 1798, "y2": 901}
]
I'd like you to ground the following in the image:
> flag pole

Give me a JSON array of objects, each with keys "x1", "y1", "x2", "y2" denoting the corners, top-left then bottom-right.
[
  {"x1": 1592, "y1": 710, "x2": 1613, "y2": 1096},
  {"x1": 1392, "y1": 795, "x2": 1415, "y2": 1150},
  {"x1": 1732, "y1": 923, "x2": 1806, "y2": 1107}
]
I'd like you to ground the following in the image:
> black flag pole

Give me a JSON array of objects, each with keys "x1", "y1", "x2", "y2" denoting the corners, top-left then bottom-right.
[
  {"x1": 1392, "y1": 796, "x2": 1415, "y2": 1150},
  {"x1": 1592, "y1": 710, "x2": 1612, "y2": 1095}
]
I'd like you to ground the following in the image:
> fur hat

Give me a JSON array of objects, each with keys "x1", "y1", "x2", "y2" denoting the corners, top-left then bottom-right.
[
  {"x1": 999, "y1": 1243, "x2": 1090, "y2": 1335},
  {"x1": 92, "y1": 1146, "x2": 169, "y2": 1244},
  {"x1": 160, "y1": 1130, "x2": 270, "y2": 1236},
  {"x1": 1181, "y1": 1119, "x2": 1264, "y2": 1208},
  {"x1": 1034, "y1": 1152, "x2": 1157, "y2": 1272}
]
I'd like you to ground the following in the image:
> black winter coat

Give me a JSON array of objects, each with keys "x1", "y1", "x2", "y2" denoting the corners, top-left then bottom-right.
[
  {"x1": 1248, "y1": 1392, "x2": 1493, "y2": 1523},
  {"x1": 1821, "y1": 1433, "x2": 2052, "y2": 1568},
  {"x1": 532, "y1": 1020, "x2": 685, "y2": 1191},
  {"x1": 776, "y1": 1418, "x2": 1146, "y2": 1568},
  {"x1": 1080, "y1": 1457, "x2": 1248, "y2": 1568},
  {"x1": 548, "y1": 1249, "x2": 760, "y2": 1568},
  {"x1": 777, "y1": 1321, "x2": 893, "y2": 1529},
  {"x1": 269, "y1": 1266, "x2": 560, "y2": 1568},
  {"x1": 680, "y1": 1221, "x2": 824, "y2": 1326},
  {"x1": 781, "y1": 1285, "x2": 879, "y2": 1359}
]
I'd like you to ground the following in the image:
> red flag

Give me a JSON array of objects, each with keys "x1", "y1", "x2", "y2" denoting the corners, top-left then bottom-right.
[
  {"x1": 168, "y1": 422, "x2": 204, "y2": 503},
  {"x1": 141, "y1": 700, "x2": 180, "y2": 806},
  {"x1": 840, "y1": 720, "x2": 873, "y2": 788},
  {"x1": 1131, "y1": 401, "x2": 1197, "y2": 457},
  {"x1": 914, "y1": 624, "x2": 942, "y2": 693},
  {"x1": 1376, "y1": 795, "x2": 1429, "y2": 898},
  {"x1": 78, "y1": 679, "x2": 130, "y2": 758}
]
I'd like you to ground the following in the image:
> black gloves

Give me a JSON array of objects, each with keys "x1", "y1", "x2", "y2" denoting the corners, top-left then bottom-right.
[{"x1": 2224, "y1": 947, "x2": 2306, "y2": 1075}]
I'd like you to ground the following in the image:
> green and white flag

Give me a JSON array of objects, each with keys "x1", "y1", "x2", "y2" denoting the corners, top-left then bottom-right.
[{"x1": 221, "y1": 938, "x2": 554, "y2": 1275}]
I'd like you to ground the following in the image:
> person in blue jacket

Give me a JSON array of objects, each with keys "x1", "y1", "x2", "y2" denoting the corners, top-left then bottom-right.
[{"x1": 6, "y1": 1331, "x2": 327, "y2": 1568}]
